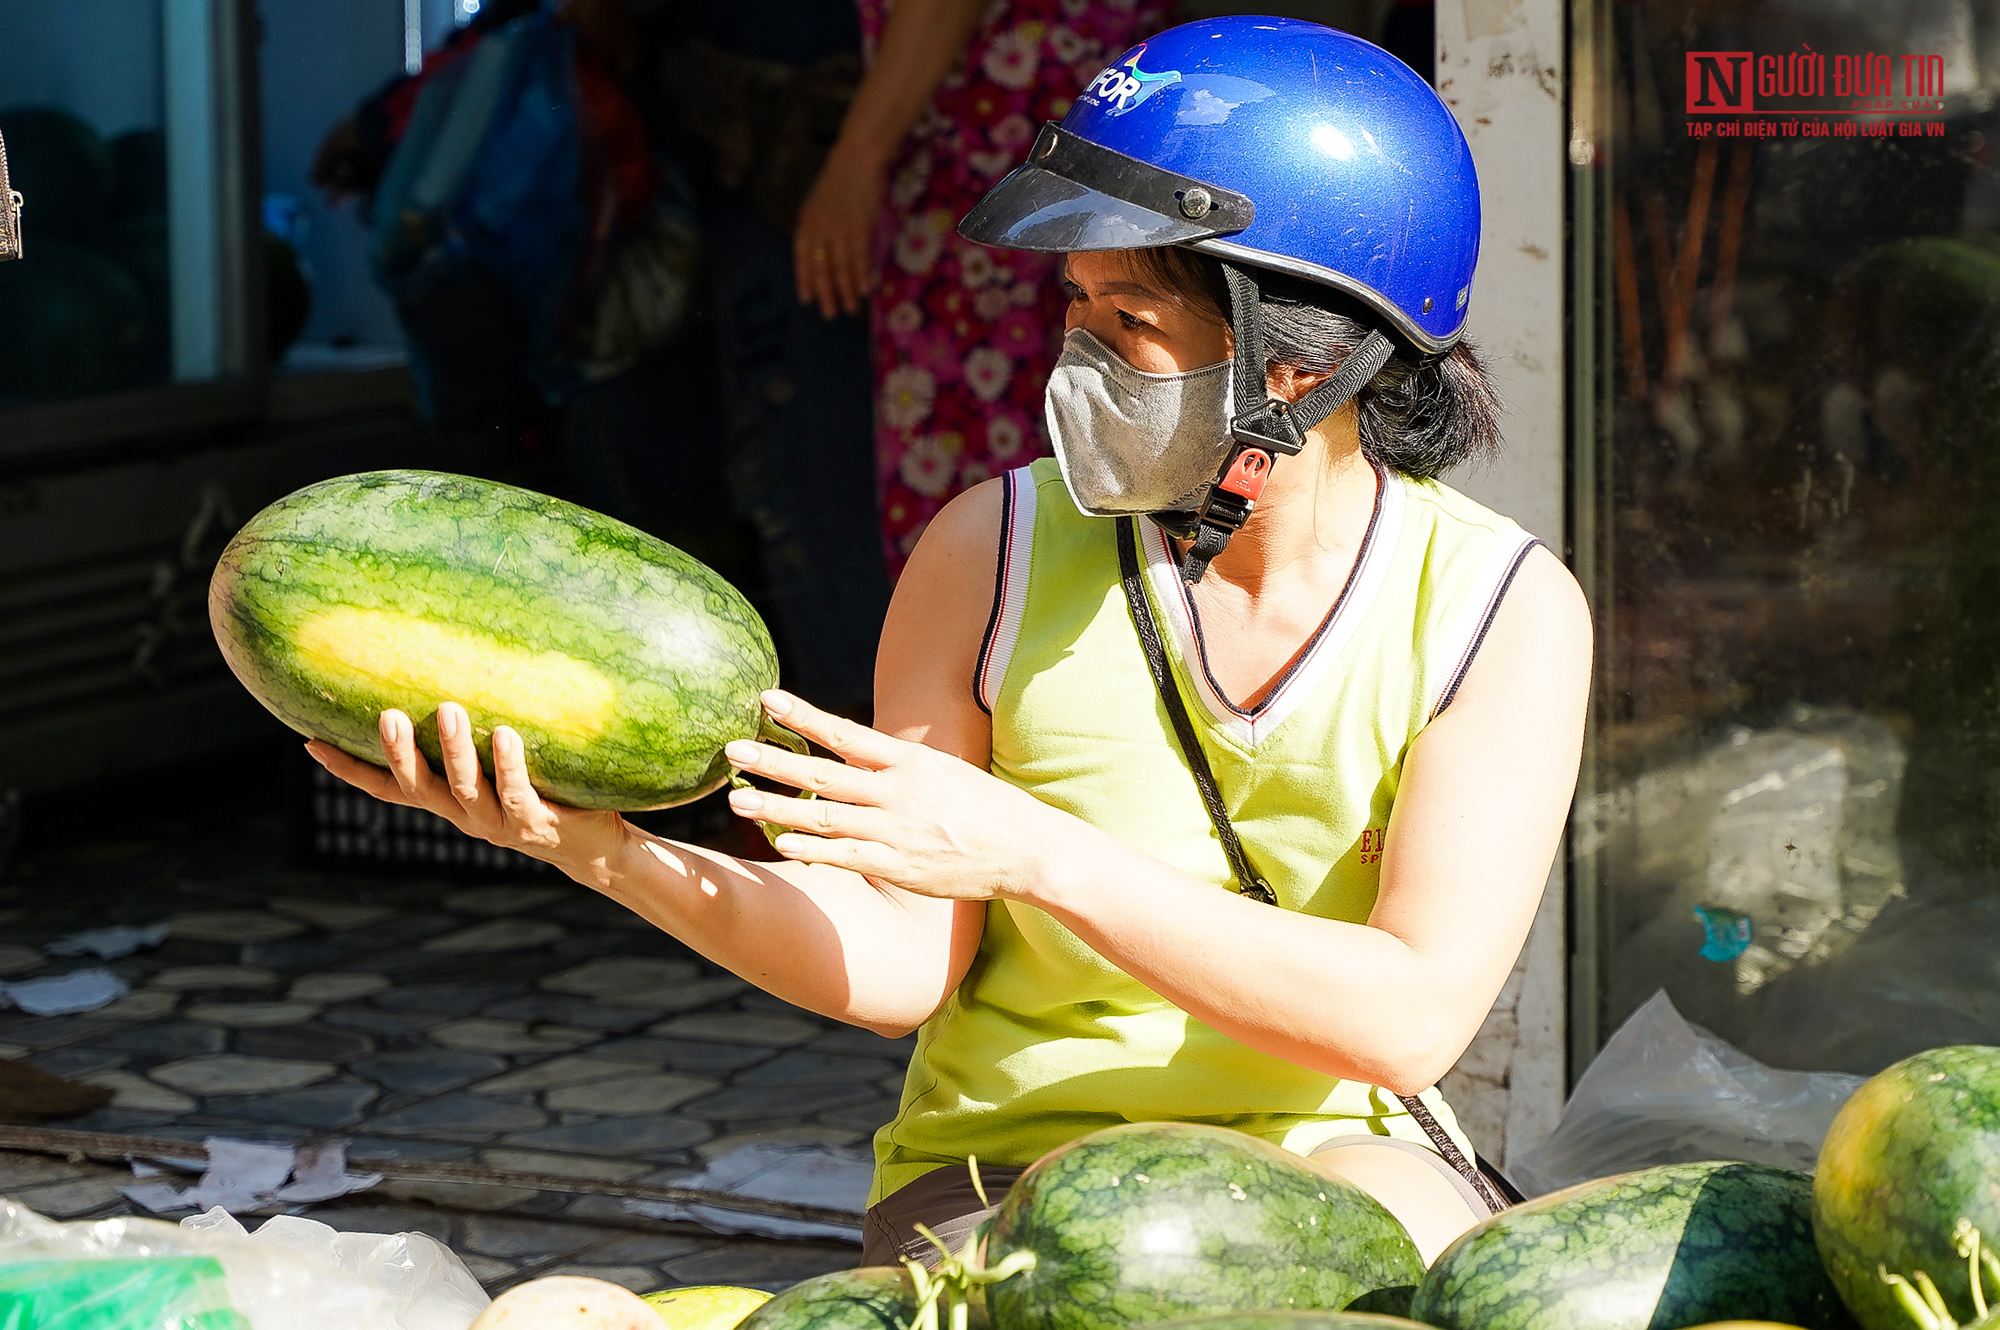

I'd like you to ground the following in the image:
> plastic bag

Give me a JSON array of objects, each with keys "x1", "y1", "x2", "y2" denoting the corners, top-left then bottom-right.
[
  {"x1": 0, "y1": 1257, "x2": 246, "y2": 1329},
  {"x1": 1736, "y1": 876, "x2": 2000, "y2": 1073},
  {"x1": 1510, "y1": 990, "x2": 1865, "y2": 1197},
  {"x1": 183, "y1": 1211, "x2": 487, "y2": 1330},
  {"x1": 1582, "y1": 706, "x2": 1908, "y2": 1041},
  {"x1": 0, "y1": 1199, "x2": 488, "y2": 1330}
]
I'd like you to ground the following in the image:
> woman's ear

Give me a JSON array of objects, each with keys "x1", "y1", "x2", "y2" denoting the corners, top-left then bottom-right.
[{"x1": 1265, "y1": 363, "x2": 1332, "y2": 405}]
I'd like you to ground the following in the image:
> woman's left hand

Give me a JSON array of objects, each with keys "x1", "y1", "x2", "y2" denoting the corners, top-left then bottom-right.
[
  {"x1": 726, "y1": 690, "x2": 1074, "y2": 901},
  {"x1": 793, "y1": 150, "x2": 885, "y2": 320}
]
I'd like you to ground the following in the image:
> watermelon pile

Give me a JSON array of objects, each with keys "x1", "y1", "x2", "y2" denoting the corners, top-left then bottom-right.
[{"x1": 716, "y1": 1049, "x2": 2000, "y2": 1330}]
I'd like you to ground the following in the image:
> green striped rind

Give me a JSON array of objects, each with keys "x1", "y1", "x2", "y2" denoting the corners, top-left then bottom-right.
[
  {"x1": 1410, "y1": 1161, "x2": 1856, "y2": 1330},
  {"x1": 1813, "y1": 1046, "x2": 2000, "y2": 1330},
  {"x1": 208, "y1": 470, "x2": 777, "y2": 810},
  {"x1": 738, "y1": 1268, "x2": 918, "y2": 1330},
  {"x1": 1148, "y1": 1312, "x2": 1435, "y2": 1330},
  {"x1": 983, "y1": 1122, "x2": 1423, "y2": 1330}
]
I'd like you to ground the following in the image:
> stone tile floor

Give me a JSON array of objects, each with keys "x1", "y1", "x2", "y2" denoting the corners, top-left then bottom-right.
[{"x1": 0, "y1": 773, "x2": 899, "y2": 1294}]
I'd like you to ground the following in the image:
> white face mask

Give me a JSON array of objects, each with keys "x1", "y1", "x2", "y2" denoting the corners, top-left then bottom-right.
[{"x1": 1043, "y1": 327, "x2": 1235, "y2": 517}]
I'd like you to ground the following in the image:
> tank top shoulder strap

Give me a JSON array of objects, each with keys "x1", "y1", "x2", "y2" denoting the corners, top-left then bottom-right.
[
  {"x1": 1405, "y1": 479, "x2": 1546, "y2": 720},
  {"x1": 973, "y1": 464, "x2": 1044, "y2": 715}
]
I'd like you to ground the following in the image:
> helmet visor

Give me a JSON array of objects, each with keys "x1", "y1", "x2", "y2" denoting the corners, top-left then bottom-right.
[{"x1": 960, "y1": 123, "x2": 1253, "y2": 253}]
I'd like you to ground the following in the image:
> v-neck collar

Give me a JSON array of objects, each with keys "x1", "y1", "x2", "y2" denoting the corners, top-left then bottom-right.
[{"x1": 1140, "y1": 463, "x2": 1405, "y2": 748}]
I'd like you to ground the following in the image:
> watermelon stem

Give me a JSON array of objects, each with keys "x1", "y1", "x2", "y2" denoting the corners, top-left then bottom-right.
[
  {"x1": 1883, "y1": 1266, "x2": 1952, "y2": 1330},
  {"x1": 1956, "y1": 1220, "x2": 1991, "y2": 1320},
  {"x1": 898, "y1": 1216, "x2": 1039, "y2": 1330},
  {"x1": 736, "y1": 714, "x2": 818, "y2": 846},
  {"x1": 968, "y1": 1155, "x2": 991, "y2": 1210},
  {"x1": 912, "y1": 1254, "x2": 945, "y2": 1330},
  {"x1": 979, "y1": 1251, "x2": 1038, "y2": 1282},
  {"x1": 903, "y1": 1224, "x2": 975, "y2": 1330},
  {"x1": 1917, "y1": 1272, "x2": 1956, "y2": 1324}
]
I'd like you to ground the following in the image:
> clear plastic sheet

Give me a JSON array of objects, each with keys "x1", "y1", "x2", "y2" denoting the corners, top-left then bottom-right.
[
  {"x1": 0, "y1": 1199, "x2": 488, "y2": 1330},
  {"x1": 1510, "y1": 990, "x2": 1864, "y2": 1197},
  {"x1": 183, "y1": 1211, "x2": 487, "y2": 1330}
]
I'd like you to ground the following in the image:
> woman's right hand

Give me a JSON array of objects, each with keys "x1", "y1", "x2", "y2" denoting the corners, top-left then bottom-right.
[{"x1": 305, "y1": 702, "x2": 629, "y2": 884}]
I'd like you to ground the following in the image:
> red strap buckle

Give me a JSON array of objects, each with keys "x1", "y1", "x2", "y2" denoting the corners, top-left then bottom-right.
[{"x1": 1218, "y1": 448, "x2": 1272, "y2": 502}]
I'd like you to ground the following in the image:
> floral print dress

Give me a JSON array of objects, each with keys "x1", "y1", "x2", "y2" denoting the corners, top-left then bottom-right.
[{"x1": 860, "y1": 0, "x2": 1167, "y2": 574}]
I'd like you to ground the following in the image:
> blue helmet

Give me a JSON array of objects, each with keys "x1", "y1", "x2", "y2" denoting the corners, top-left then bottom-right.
[{"x1": 960, "y1": 15, "x2": 1481, "y2": 353}]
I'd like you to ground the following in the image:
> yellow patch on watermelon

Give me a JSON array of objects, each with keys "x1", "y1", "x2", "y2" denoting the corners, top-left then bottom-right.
[
  {"x1": 294, "y1": 606, "x2": 617, "y2": 742},
  {"x1": 638, "y1": 1285, "x2": 771, "y2": 1330},
  {"x1": 1818, "y1": 1072, "x2": 1904, "y2": 1195}
]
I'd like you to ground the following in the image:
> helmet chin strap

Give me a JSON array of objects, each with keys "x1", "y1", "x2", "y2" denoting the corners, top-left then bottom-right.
[{"x1": 1157, "y1": 262, "x2": 1396, "y2": 584}]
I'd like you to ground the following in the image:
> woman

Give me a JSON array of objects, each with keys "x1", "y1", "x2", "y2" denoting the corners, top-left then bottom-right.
[
  {"x1": 311, "y1": 18, "x2": 1590, "y2": 1268},
  {"x1": 791, "y1": 0, "x2": 1166, "y2": 574}
]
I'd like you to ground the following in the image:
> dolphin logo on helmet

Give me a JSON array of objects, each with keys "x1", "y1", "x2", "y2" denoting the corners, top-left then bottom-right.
[{"x1": 1083, "y1": 46, "x2": 1184, "y2": 117}]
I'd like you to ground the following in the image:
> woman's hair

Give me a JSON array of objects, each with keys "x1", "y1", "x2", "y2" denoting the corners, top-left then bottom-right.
[{"x1": 1125, "y1": 247, "x2": 1502, "y2": 480}]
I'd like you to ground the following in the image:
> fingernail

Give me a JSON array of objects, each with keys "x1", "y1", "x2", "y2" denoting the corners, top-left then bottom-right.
[
  {"x1": 304, "y1": 743, "x2": 327, "y2": 766},
  {"x1": 729, "y1": 788, "x2": 763, "y2": 813},
  {"x1": 494, "y1": 727, "x2": 516, "y2": 758},
  {"x1": 724, "y1": 740, "x2": 758, "y2": 766},
  {"x1": 761, "y1": 690, "x2": 792, "y2": 717},
  {"x1": 438, "y1": 705, "x2": 459, "y2": 740},
  {"x1": 382, "y1": 712, "x2": 406, "y2": 744}
]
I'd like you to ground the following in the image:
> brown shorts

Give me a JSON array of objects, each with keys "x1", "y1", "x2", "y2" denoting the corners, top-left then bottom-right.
[
  {"x1": 860, "y1": 1163, "x2": 1027, "y2": 1268},
  {"x1": 859, "y1": 1135, "x2": 1487, "y2": 1268}
]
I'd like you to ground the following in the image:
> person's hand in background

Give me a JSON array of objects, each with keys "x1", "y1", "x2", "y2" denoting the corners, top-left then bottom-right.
[
  {"x1": 793, "y1": 0, "x2": 985, "y2": 319},
  {"x1": 794, "y1": 145, "x2": 888, "y2": 318}
]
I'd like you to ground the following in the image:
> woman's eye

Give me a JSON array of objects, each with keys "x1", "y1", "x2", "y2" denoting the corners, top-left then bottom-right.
[{"x1": 1117, "y1": 309, "x2": 1147, "y2": 331}]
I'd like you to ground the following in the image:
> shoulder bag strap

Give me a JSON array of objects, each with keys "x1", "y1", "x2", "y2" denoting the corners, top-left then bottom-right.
[
  {"x1": 1114, "y1": 517, "x2": 1509, "y2": 1215},
  {"x1": 0, "y1": 130, "x2": 21, "y2": 262},
  {"x1": 1116, "y1": 517, "x2": 1275, "y2": 905}
]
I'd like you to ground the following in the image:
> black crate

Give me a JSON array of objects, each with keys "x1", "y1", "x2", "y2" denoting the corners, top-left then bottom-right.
[
  {"x1": 288, "y1": 750, "x2": 739, "y2": 880},
  {"x1": 292, "y1": 759, "x2": 553, "y2": 878}
]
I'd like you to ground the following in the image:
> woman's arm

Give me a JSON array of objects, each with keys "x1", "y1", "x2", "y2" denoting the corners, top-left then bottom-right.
[
  {"x1": 308, "y1": 483, "x2": 1004, "y2": 1036},
  {"x1": 794, "y1": 0, "x2": 986, "y2": 317},
  {"x1": 596, "y1": 483, "x2": 1001, "y2": 1034},
  {"x1": 734, "y1": 546, "x2": 1591, "y2": 1090}
]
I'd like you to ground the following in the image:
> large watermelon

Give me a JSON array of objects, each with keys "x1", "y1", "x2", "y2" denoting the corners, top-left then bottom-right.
[
  {"x1": 1410, "y1": 1161, "x2": 1855, "y2": 1330},
  {"x1": 982, "y1": 1122, "x2": 1423, "y2": 1330},
  {"x1": 210, "y1": 470, "x2": 782, "y2": 810},
  {"x1": 1814, "y1": 1046, "x2": 2000, "y2": 1330},
  {"x1": 737, "y1": 1269, "x2": 922, "y2": 1330}
]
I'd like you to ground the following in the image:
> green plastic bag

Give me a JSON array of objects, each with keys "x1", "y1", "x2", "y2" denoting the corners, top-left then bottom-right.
[{"x1": 0, "y1": 1258, "x2": 249, "y2": 1330}]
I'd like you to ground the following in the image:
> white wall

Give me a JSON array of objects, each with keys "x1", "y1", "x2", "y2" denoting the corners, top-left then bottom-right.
[{"x1": 1433, "y1": 0, "x2": 1570, "y2": 1172}]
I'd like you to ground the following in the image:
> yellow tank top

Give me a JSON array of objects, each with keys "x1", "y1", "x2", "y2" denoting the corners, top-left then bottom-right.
[{"x1": 870, "y1": 457, "x2": 1541, "y2": 1204}]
